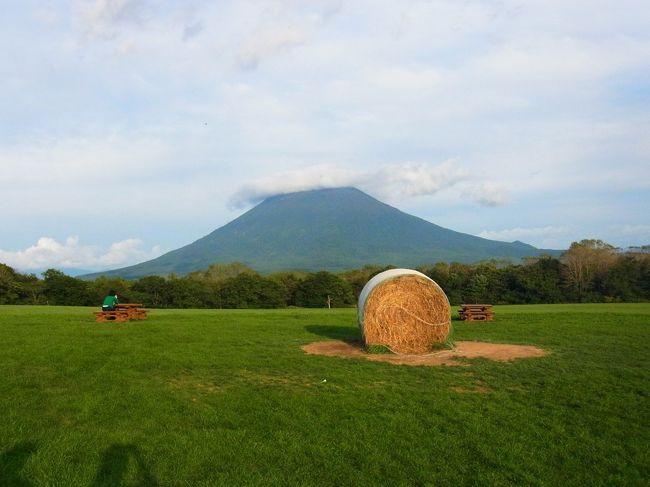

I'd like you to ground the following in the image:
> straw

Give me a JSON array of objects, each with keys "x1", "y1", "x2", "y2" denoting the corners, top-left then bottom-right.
[{"x1": 359, "y1": 272, "x2": 451, "y2": 354}]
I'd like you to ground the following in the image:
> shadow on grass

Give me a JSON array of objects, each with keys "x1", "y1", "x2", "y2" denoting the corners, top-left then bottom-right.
[
  {"x1": 305, "y1": 324, "x2": 360, "y2": 341},
  {"x1": 92, "y1": 443, "x2": 158, "y2": 487},
  {"x1": 0, "y1": 441, "x2": 38, "y2": 487}
]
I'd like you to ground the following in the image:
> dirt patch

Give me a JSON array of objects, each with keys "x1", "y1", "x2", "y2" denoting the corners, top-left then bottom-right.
[
  {"x1": 449, "y1": 341, "x2": 547, "y2": 362},
  {"x1": 301, "y1": 340, "x2": 547, "y2": 367}
]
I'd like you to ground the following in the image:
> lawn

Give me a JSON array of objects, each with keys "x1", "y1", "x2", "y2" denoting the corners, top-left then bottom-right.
[{"x1": 0, "y1": 304, "x2": 648, "y2": 486}]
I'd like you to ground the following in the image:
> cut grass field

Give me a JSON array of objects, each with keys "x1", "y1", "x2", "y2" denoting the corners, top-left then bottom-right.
[{"x1": 0, "y1": 304, "x2": 648, "y2": 486}]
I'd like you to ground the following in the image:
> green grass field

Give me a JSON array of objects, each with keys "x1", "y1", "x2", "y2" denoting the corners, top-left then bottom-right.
[{"x1": 1, "y1": 304, "x2": 648, "y2": 486}]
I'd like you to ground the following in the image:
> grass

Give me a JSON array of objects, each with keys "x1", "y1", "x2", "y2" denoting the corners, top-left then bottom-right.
[
  {"x1": 364, "y1": 344, "x2": 392, "y2": 354},
  {"x1": 0, "y1": 304, "x2": 648, "y2": 486}
]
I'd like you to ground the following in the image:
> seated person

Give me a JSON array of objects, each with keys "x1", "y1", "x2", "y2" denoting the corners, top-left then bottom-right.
[{"x1": 102, "y1": 290, "x2": 119, "y2": 311}]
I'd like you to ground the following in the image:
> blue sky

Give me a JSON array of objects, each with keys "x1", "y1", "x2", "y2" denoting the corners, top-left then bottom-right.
[{"x1": 1, "y1": 0, "x2": 649, "y2": 272}]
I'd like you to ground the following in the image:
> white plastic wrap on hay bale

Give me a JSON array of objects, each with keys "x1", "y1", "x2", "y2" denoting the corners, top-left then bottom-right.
[{"x1": 358, "y1": 268, "x2": 451, "y2": 354}]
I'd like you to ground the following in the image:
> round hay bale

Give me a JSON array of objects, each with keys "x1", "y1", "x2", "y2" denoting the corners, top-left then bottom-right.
[{"x1": 358, "y1": 269, "x2": 451, "y2": 354}]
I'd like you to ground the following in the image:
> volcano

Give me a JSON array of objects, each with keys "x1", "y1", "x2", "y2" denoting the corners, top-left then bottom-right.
[{"x1": 86, "y1": 187, "x2": 553, "y2": 278}]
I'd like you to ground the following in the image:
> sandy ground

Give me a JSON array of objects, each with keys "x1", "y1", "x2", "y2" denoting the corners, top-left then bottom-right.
[{"x1": 301, "y1": 340, "x2": 547, "y2": 366}]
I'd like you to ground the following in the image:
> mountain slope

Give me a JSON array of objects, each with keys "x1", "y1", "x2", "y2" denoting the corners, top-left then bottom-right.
[{"x1": 86, "y1": 187, "x2": 554, "y2": 278}]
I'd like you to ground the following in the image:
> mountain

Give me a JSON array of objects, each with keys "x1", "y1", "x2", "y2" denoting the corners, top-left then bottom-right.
[{"x1": 83, "y1": 187, "x2": 558, "y2": 278}]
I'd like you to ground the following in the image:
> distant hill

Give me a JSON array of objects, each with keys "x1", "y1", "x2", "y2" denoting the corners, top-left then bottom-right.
[{"x1": 83, "y1": 187, "x2": 559, "y2": 278}]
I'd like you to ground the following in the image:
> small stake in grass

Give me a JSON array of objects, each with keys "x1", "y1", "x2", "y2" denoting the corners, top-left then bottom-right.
[{"x1": 358, "y1": 269, "x2": 451, "y2": 354}]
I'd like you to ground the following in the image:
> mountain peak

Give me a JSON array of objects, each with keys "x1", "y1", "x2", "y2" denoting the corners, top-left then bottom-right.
[
  {"x1": 262, "y1": 186, "x2": 369, "y2": 202},
  {"x1": 84, "y1": 187, "x2": 551, "y2": 278}
]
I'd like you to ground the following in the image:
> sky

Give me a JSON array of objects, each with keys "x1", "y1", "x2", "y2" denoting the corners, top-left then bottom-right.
[{"x1": 1, "y1": 0, "x2": 649, "y2": 273}]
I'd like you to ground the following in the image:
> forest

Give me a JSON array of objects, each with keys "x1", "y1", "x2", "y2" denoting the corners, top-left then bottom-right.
[{"x1": 1, "y1": 240, "x2": 648, "y2": 308}]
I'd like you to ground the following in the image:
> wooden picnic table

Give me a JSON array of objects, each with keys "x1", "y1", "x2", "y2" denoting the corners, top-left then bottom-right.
[
  {"x1": 115, "y1": 303, "x2": 148, "y2": 320},
  {"x1": 95, "y1": 303, "x2": 148, "y2": 322},
  {"x1": 459, "y1": 304, "x2": 494, "y2": 322}
]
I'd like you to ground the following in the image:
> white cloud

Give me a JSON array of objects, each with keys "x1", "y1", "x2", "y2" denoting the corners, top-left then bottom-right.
[
  {"x1": 237, "y1": 26, "x2": 307, "y2": 69},
  {"x1": 367, "y1": 160, "x2": 470, "y2": 199},
  {"x1": 0, "y1": 236, "x2": 162, "y2": 271},
  {"x1": 228, "y1": 160, "x2": 484, "y2": 207},
  {"x1": 74, "y1": 0, "x2": 146, "y2": 38},
  {"x1": 229, "y1": 160, "x2": 468, "y2": 208},
  {"x1": 232, "y1": 0, "x2": 344, "y2": 70},
  {"x1": 228, "y1": 164, "x2": 359, "y2": 208},
  {"x1": 460, "y1": 182, "x2": 509, "y2": 207}
]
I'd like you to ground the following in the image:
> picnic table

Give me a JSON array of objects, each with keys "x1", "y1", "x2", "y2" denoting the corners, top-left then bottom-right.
[
  {"x1": 94, "y1": 303, "x2": 149, "y2": 323},
  {"x1": 116, "y1": 303, "x2": 149, "y2": 320},
  {"x1": 459, "y1": 304, "x2": 494, "y2": 322}
]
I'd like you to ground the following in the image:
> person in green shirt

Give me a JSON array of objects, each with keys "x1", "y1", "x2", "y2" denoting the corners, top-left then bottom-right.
[{"x1": 102, "y1": 290, "x2": 119, "y2": 311}]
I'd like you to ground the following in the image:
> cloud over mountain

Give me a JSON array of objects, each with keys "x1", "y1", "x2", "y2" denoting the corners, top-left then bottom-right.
[{"x1": 228, "y1": 160, "x2": 489, "y2": 208}]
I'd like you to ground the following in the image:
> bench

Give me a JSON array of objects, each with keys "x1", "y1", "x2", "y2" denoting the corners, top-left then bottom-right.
[
  {"x1": 459, "y1": 304, "x2": 494, "y2": 321},
  {"x1": 94, "y1": 303, "x2": 148, "y2": 323},
  {"x1": 94, "y1": 310, "x2": 130, "y2": 322},
  {"x1": 116, "y1": 303, "x2": 149, "y2": 320}
]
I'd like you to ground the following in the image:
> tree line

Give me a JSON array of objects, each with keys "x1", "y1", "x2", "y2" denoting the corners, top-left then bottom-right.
[{"x1": 1, "y1": 240, "x2": 648, "y2": 308}]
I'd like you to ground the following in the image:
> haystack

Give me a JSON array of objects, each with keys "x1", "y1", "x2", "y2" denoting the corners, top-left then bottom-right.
[{"x1": 358, "y1": 269, "x2": 451, "y2": 354}]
